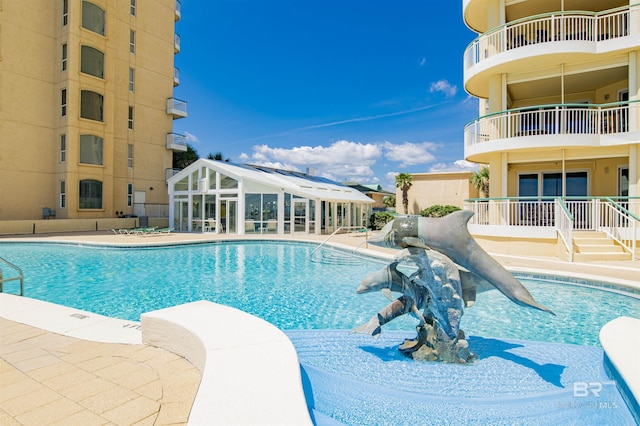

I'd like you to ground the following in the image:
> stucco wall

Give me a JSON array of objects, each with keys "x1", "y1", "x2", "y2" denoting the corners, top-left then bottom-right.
[{"x1": 395, "y1": 172, "x2": 479, "y2": 215}]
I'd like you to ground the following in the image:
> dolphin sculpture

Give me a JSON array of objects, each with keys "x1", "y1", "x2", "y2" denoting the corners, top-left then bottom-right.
[
  {"x1": 367, "y1": 210, "x2": 555, "y2": 315},
  {"x1": 354, "y1": 249, "x2": 466, "y2": 340}
]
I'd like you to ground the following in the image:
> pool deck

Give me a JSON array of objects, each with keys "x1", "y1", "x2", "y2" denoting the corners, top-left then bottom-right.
[{"x1": 1, "y1": 231, "x2": 639, "y2": 425}]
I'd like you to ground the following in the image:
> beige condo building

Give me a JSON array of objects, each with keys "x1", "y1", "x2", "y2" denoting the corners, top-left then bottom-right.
[
  {"x1": 462, "y1": 0, "x2": 640, "y2": 260},
  {"x1": 0, "y1": 0, "x2": 187, "y2": 221}
]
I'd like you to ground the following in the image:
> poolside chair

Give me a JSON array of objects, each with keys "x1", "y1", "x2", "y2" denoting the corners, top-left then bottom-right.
[
  {"x1": 266, "y1": 220, "x2": 277, "y2": 233},
  {"x1": 245, "y1": 219, "x2": 256, "y2": 233}
]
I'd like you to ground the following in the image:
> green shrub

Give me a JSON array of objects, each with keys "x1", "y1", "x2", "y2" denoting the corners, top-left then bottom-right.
[
  {"x1": 419, "y1": 205, "x2": 461, "y2": 218},
  {"x1": 370, "y1": 211, "x2": 395, "y2": 230}
]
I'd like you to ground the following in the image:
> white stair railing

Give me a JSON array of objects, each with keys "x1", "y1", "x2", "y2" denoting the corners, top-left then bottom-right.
[
  {"x1": 597, "y1": 198, "x2": 638, "y2": 259},
  {"x1": 555, "y1": 199, "x2": 574, "y2": 262}
]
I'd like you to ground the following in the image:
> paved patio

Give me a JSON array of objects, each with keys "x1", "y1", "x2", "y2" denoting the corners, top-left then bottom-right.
[{"x1": 1, "y1": 230, "x2": 638, "y2": 425}]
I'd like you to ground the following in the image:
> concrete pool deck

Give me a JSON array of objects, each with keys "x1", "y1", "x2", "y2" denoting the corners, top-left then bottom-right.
[{"x1": 0, "y1": 231, "x2": 639, "y2": 425}]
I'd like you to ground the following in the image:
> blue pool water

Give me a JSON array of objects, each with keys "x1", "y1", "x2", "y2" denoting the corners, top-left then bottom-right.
[
  {"x1": 0, "y1": 241, "x2": 638, "y2": 346},
  {"x1": 1, "y1": 241, "x2": 639, "y2": 425}
]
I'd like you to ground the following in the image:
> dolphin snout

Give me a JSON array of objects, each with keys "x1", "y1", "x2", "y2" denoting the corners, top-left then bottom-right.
[{"x1": 356, "y1": 267, "x2": 391, "y2": 293}]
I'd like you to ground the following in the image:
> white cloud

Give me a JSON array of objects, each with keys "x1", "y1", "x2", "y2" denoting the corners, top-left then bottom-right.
[
  {"x1": 429, "y1": 80, "x2": 457, "y2": 98},
  {"x1": 429, "y1": 160, "x2": 480, "y2": 172},
  {"x1": 383, "y1": 141, "x2": 437, "y2": 167},
  {"x1": 240, "y1": 140, "x2": 381, "y2": 182},
  {"x1": 184, "y1": 131, "x2": 200, "y2": 144}
]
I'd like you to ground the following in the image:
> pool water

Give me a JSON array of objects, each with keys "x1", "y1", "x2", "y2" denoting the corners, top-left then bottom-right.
[
  {"x1": 0, "y1": 241, "x2": 638, "y2": 347},
  {"x1": 1, "y1": 241, "x2": 639, "y2": 425}
]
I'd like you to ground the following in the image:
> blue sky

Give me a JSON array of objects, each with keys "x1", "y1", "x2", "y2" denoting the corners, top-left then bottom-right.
[{"x1": 172, "y1": 0, "x2": 478, "y2": 191}]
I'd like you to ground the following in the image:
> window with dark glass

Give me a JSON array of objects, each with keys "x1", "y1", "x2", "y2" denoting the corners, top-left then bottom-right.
[
  {"x1": 130, "y1": 30, "x2": 135, "y2": 53},
  {"x1": 130, "y1": 0, "x2": 136, "y2": 16},
  {"x1": 127, "y1": 183, "x2": 133, "y2": 206},
  {"x1": 79, "y1": 179, "x2": 102, "y2": 209},
  {"x1": 60, "y1": 181, "x2": 66, "y2": 208},
  {"x1": 128, "y1": 106, "x2": 134, "y2": 130},
  {"x1": 61, "y1": 44, "x2": 67, "y2": 71},
  {"x1": 80, "y1": 90, "x2": 103, "y2": 121},
  {"x1": 128, "y1": 144, "x2": 133, "y2": 168},
  {"x1": 128, "y1": 68, "x2": 135, "y2": 91},
  {"x1": 60, "y1": 134, "x2": 66, "y2": 162},
  {"x1": 62, "y1": 0, "x2": 68, "y2": 26},
  {"x1": 79, "y1": 134, "x2": 103, "y2": 165},
  {"x1": 61, "y1": 89, "x2": 67, "y2": 116},
  {"x1": 82, "y1": 1, "x2": 105, "y2": 36},
  {"x1": 80, "y1": 45, "x2": 104, "y2": 78}
]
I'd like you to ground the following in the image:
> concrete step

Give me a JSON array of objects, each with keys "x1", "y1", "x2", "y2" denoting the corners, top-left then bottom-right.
[
  {"x1": 573, "y1": 251, "x2": 633, "y2": 262},
  {"x1": 572, "y1": 231, "x2": 606, "y2": 238},
  {"x1": 574, "y1": 237, "x2": 618, "y2": 245},
  {"x1": 574, "y1": 244, "x2": 627, "y2": 254}
]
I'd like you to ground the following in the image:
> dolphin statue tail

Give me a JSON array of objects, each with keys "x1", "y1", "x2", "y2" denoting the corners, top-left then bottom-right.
[{"x1": 368, "y1": 211, "x2": 555, "y2": 315}]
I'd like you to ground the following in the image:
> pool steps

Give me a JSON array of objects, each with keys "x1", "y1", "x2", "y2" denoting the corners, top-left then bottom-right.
[{"x1": 140, "y1": 300, "x2": 313, "y2": 425}]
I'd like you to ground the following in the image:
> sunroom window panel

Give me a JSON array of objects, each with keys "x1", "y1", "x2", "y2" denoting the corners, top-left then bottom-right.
[
  {"x1": 82, "y1": 2, "x2": 105, "y2": 36},
  {"x1": 80, "y1": 46, "x2": 104, "y2": 79},
  {"x1": 79, "y1": 134, "x2": 103, "y2": 165}
]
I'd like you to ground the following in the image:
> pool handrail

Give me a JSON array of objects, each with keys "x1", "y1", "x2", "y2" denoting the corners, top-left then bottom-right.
[
  {"x1": 0, "y1": 257, "x2": 24, "y2": 296},
  {"x1": 310, "y1": 226, "x2": 369, "y2": 257}
]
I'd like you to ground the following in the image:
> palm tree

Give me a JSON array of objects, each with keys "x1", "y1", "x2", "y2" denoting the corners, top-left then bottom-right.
[
  {"x1": 207, "y1": 151, "x2": 229, "y2": 162},
  {"x1": 173, "y1": 144, "x2": 199, "y2": 169},
  {"x1": 395, "y1": 173, "x2": 413, "y2": 214},
  {"x1": 470, "y1": 166, "x2": 490, "y2": 197}
]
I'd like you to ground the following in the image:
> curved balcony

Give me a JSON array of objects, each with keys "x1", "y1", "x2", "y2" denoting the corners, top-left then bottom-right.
[
  {"x1": 464, "y1": 101, "x2": 640, "y2": 161},
  {"x1": 464, "y1": 6, "x2": 637, "y2": 97}
]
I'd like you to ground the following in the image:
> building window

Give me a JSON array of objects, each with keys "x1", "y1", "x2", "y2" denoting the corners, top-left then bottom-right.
[
  {"x1": 130, "y1": 0, "x2": 136, "y2": 16},
  {"x1": 80, "y1": 45, "x2": 104, "y2": 79},
  {"x1": 79, "y1": 134, "x2": 104, "y2": 165},
  {"x1": 80, "y1": 90, "x2": 103, "y2": 121},
  {"x1": 61, "y1": 44, "x2": 67, "y2": 71},
  {"x1": 130, "y1": 30, "x2": 135, "y2": 53},
  {"x1": 127, "y1": 183, "x2": 133, "y2": 206},
  {"x1": 79, "y1": 179, "x2": 102, "y2": 209},
  {"x1": 128, "y1": 107, "x2": 134, "y2": 130},
  {"x1": 62, "y1": 0, "x2": 68, "y2": 26},
  {"x1": 81, "y1": 1, "x2": 105, "y2": 36},
  {"x1": 60, "y1": 134, "x2": 66, "y2": 162},
  {"x1": 61, "y1": 89, "x2": 67, "y2": 116},
  {"x1": 60, "y1": 181, "x2": 66, "y2": 208},
  {"x1": 128, "y1": 144, "x2": 134, "y2": 168},
  {"x1": 128, "y1": 68, "x2": 135, "y2": 91}
]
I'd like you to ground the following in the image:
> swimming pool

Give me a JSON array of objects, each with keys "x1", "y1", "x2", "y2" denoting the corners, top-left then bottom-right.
[
  {"x1": 0, "y1": 241, "x2": 638, "y2": 346},
  {"x1": 1, "y1": 240, "x2": 639, "y2": 425}
]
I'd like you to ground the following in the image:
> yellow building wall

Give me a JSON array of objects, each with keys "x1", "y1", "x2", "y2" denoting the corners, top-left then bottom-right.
[
  {"x1": 395, "y1": 172, "x2": 479, "y2": 215},
  {"x1": 0, "y1": 0, "x2": 177, "y2": 221}
]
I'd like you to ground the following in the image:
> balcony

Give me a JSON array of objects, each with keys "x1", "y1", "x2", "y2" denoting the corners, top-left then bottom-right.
[
  {"x1": 166, "y1": 132, "x2": 187, "y2": 151},
  {"x1": 174, "y1": 67, "x2": 180, "y2": 86},
  {"x1": 174, "y1": 33, "x2": 181, "y2": 54},
  {"x1": 166, "y1": 168, "x2": 182, "y2": 183},
  {"x1": 464, "y1": 6, "x2": 635, "y2": 96},
  {"x1": 167, "y1": 98, "x2": 187, "y2": 118},
  {"x1": 464, "y1": 101, "x2": 640, "y2": 160},
  {"x1": 175, "y1": 0, "x2": 181, "y2": 21}
]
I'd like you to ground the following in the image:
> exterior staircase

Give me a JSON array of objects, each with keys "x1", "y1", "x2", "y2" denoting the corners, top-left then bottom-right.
[{"x1": 571, "y1": 231, "x2": 632, "y2": 262}]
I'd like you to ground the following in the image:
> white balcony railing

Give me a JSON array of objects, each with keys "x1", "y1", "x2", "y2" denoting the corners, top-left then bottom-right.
[
  {"x1": 464, "y1": 197, "x2": 640, "y2": 258},
  {"x1": 167, "y1": 98, "x2": 187, "y2": 118},
  {"x1": 166, "y1": 132, "x2": 187, "y2": 151},
  {"x1": 464, "y1": 6, "x2": 634, "y2": 70},
  {"x1": 464, "y1": 101, "x2": 639, "y2": 149},
  {"x1": 175, "y1": 0, "x2": 181, "y2": 21},
  {"x1": 174, "y1": 67, "x2": 180, "y2": 86},
  {"x1": 174, "y1": 33, "x2": 181, "y2": 53}
]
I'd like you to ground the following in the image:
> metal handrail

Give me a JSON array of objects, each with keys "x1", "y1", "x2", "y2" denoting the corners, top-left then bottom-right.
[
  {"x1": 0, "y1": 257, "x2": 24, "y2": 296},
  {"x1": 555, "y1": 198, "x2": 574, "y2": 262},
  {"x1": 310, "y1": 226, "x2": 369, "y2": 257}
]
